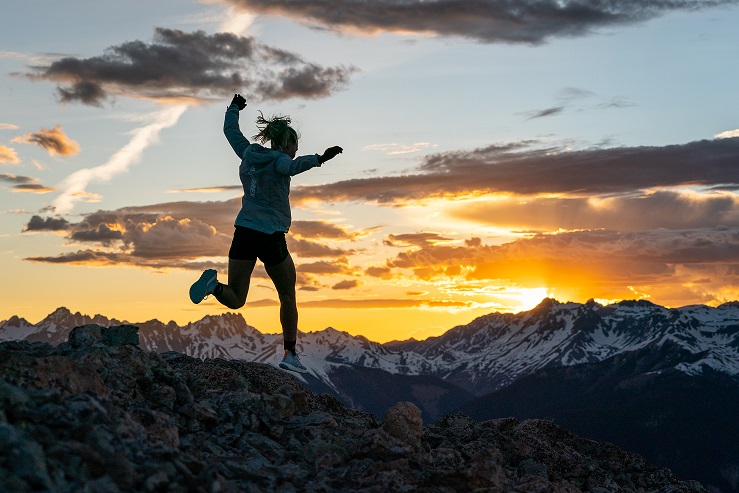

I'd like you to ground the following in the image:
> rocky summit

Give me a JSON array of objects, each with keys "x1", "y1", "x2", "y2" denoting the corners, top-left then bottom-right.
[{"x1": 1, "y1": 324, "x2": 706, "y2": 493}]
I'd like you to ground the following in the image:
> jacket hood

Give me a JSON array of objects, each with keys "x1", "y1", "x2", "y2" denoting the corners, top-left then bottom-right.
[{"x1": 243, "y1": 143, "x2": 281, "y2": 165}]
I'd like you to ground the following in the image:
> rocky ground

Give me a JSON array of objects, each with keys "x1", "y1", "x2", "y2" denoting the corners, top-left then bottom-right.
[{"x1": 0, "y1": 324, "x2": 707, "y2": 492}]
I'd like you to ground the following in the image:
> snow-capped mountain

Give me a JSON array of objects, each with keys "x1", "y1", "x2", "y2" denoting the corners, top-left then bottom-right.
[
  {"x1": 387, "y1": 298, "x2": 739, "y2": 394},
  {"x1": 2, "y1": 298, "x2": 738, "y2": 398}
]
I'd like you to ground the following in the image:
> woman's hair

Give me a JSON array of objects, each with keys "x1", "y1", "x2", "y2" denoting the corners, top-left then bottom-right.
[{"x1": 253, "y1": 111, "x2": 299, "y2": 151}]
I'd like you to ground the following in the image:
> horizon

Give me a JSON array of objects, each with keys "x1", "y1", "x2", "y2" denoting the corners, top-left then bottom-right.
[
  {"x1": 5, "y1": 296, "x2": 738, "y2": 344},
  {"x1": 2, "y1": 1, "x2": 739, "y2": 343}
]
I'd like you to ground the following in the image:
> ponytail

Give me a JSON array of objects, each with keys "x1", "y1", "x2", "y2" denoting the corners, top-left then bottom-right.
[{"x1": 253, "y1": 111, "x2": 299, "y2": 151}]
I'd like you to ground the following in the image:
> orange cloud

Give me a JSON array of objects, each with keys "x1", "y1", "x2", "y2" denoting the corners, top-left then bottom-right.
[
  {"x1": 383, "y1": 228, "x2": 739, "y2": 306},
  {"x1": 12, "y1": 184, "x2": 56, "y2": 194},
  {"x1": 0, "y1": 145, "x2": 20, "y2": 164},
  {"x1": 12, "y1": 125, "x2": 80, "y2": 156},
  {"x1": 448, "y1": 191, "x2": 739, "y2": 231}
]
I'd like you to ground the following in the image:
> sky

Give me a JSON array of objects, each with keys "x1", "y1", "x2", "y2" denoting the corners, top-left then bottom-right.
[{"x1": 2, "y1": 0, "x2": 739, "y2": 343}]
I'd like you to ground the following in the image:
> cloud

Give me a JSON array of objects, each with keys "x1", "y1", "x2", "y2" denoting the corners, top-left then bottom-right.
[
  {"x1": 715, "y1": 129, "x2": 739, "y2": 139},
  {"x1": 1, "y1": 174, "x2": 54, "y2": 193},
  {"x1": 12, "y1": 125, "x2": 80, "y2": 156},
  {"x1": 0, "y1": 145, "x2": 20, "y2": 164},
  {"x1": 168, "y1": 186, "x2": 242, "y2": 193},
  {"x1": 384, "y1": 232, "x2": 456, "y2": 248},
  {"x1": 287, "y1": 236, "x2": 356, "y2": 258},
  {"x1": 0, "y1": 123, "x2": 19, "y2": 130},
  {"x1": 365, "y1": 266, "x2": 393, "y2": 279},
  {"x1": 70, "y1": 224, "x2": 124, "y2": 243},
  {"x1": 381, "y1": 228, "x2": 739, "y2": 303},
  {"x1": 23, "y1": 215, "x2": 70, "y2": 232},
  {"x1": 51, "y1": 105, "x2": 188, "y2": 214},
  {"x1": 291, "y1": 220, "x2": 364, "y2": 240},
  {"x1": 298, "y1": 298, "x2": 470, "y2": 309},
  {"x1": 1, "y1": 174, "x2": 35, "y2": 185},
  {"x1": 557, "y1": 87, "x2": 595, "y2": 100},
  {"x1": 127, "y1": 217, "x2": 231, "y2": 258},
  {"x1": 332, "y1": 279, "x2": 360, "y2": 290},
  {"x1": 298, "y1": 259, "x2": 355, "y2": 275},
  {"x1": 22, "y1": 200, "x2": 363, "y2": 271},
  {"x1": 527, "y1": 106, "x2": 565, "y2": 119},
  {"x1": 24, "y1": 249, "x2": 227, "y2": 272},
  {"x1": 13, "y1": 184, "x2": 56, "y2": 194},
  {"x1": 27, "y1": 28, "x2": 356, "y2": 106},
  {"x1": 222, "y1": 0, "x2": 736, "y2": 44},
  {"x1": 361, "y1": 142, "x2": 439, "y2": 155},
  {"x1": 291, "y1": 137, "x2": 739, "y2": 204},
  {"x1": 449, "y1": 190, "x2": 739, "y2": 231}
]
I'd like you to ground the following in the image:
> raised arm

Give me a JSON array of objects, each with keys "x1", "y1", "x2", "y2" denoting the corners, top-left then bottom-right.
[{"x1": 223, "y1": 94, "x2": 250, "y2": 159}]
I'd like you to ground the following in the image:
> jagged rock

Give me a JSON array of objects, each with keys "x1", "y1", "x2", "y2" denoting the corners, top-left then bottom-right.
[{"x1": 0, "y1": 324, "x2": 709, "y2": 493}]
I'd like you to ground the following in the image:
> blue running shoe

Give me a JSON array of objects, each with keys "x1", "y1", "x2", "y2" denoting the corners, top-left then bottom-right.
[
  {"x1": 189, "y1": 269, "x2": 218, "y2": 304},
  {"x1": 279, "y1": 351, "x2": 308, "y2": 373}
]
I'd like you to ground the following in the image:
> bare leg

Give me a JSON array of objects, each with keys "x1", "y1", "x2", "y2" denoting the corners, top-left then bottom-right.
[
  {"x1": 265, "y1": 254, "x2": 298, "y2": 344},
  {"x1": 215, "y1": 258, "x2": 256, "y2": 309}
]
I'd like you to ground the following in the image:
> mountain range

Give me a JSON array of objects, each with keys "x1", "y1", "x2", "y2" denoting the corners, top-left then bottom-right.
[{"x1": 2, "y1": 298, "x2": 739, "y2": 491}]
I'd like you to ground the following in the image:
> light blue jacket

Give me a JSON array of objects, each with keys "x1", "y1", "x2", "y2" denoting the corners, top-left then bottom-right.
[{"x1": 223, "y1": 104, "x2": 321, "y2": 234}]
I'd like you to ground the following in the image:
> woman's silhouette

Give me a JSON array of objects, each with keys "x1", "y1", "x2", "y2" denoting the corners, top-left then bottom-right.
[{"x1": 189, "y1": 94, "x2": 343, "y2": 373}]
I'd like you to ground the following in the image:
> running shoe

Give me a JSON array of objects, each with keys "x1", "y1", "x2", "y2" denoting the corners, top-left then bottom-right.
[
  {"x1": 279, "y1": 351, "x2": 308, "y2": 373},
  {"x1": 189, "y1": 269, "x2": 218, "y2": 304}
]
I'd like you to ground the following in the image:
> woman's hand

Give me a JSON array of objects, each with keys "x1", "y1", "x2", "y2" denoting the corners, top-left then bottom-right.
[
  {"x1": 230, "y1": 94, "x2": 247, "y2": 110},
  {"x1": 318, "y1": 146, "x2": 343, "y2": 164}
]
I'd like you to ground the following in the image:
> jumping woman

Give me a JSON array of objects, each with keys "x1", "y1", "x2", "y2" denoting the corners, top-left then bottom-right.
[{"x1": 189, "y1": 94, "x2": 343, "y2": 373}]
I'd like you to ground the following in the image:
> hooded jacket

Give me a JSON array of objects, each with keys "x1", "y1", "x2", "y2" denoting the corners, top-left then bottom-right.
[{"x1": 223, "y1": 104, "x2": 321, "y2": 234}]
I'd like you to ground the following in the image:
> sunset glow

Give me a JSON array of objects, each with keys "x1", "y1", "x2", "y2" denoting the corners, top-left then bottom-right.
[{"x1": 2, "y1": 1, "x2": 739, "y2": 342}]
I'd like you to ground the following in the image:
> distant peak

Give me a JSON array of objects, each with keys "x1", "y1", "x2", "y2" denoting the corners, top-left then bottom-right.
[
  {"x1": 718, "y1": 301, "x2": 739, "y2": 309},
  {"x1": 617, "y1": 299, "x2": 658, "y2": 309},
  {"x1": 530, "y1": 298, "x2": 561, "y2": 314}
]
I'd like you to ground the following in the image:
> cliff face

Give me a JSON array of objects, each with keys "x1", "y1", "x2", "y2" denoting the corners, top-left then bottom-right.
[{"x1": 0, "y1": 324, "x2": 706, "y2": 493}]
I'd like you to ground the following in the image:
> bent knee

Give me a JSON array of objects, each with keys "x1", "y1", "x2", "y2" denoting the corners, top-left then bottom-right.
[{"x1": 226, "y1": 299, "x2": 245, "y2": 310}]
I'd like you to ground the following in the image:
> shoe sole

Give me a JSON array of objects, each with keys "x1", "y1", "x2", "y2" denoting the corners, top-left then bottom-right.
[
  {"x1": 279, "y1": 362, "x2": 308, "y2": 374},
  {"x1": 189, "y1": 274, "x2": 216, "y2": 304}
]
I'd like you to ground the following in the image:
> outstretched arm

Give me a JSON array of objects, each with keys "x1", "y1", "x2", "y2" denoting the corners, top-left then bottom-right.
[
  {"x1": 223, "y1": 94, "x2": 250, "y2": 159},
  {"x1": 275, "y1": 146, "x2": 343, "y2": 176}
]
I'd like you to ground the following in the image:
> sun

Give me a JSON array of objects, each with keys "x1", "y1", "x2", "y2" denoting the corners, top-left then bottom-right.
[{"x1": 512, "y1": 287, "x2": 551, "y2": 312}]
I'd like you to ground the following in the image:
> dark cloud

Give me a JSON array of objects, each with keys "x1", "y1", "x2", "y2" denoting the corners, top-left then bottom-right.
[
  {"x1": 449, "y1": 191, "x2": 739, "y2": 231},
  {"x1": 70, "y1": 224, "x2": 125, "y2": 243},
  {"x1": 24, "y1": 215, "x2": 70, "y2": 232},
  {"x1": 223, "y1": 0, "x2": 736, "y2": 44},
  {"x1": 287, "y1": 237, "x2": 356, "y2": 258},
  {"x1": 12, "y1": 125, "x2": 80, "y2": 156},
  {"x1": 21, "y1": 200, "x2": 363, "y2": 271},
  {"x1": 298, "y1": 260, "x2": 355, "y2": 275},
  {"x1": 291, "y1": 220, "x2": 362, "y2": 240},
  {"x1": 332, "y1": 279, "x2": 360, "y2": 290},
  {"x1": 527, "y1": 106, "x2": 564, "y2": 119},
  {"x1": 384, "y1": 232, "x2": 455, "y2": 248},
  {"x1": 2, "y1": 175, "x2": 55, "y2": 193},
  {"x1": 27, "y1": 28, "x2": 356, "y2": 105},
  {"x1": 1, "y1": 174, "x2": 36, "y2": 185},
  {"x1": 291, "y1": 137, "x2": 739, "y2": 204},
  {"x1": 24, "y1": 249, "x2": 227, "y2": 272},
  {"x1": 365, "y1": 266, "x2": 393, "y2": 279},
  {"x1": 12, "y1": 184, "x2": 56, "y2": 193},
  {"x1": 124, "y1": 217, "x2": 230, "y2": 259}
]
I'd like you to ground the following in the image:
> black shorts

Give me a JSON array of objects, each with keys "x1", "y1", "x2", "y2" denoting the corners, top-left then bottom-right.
[{"x1": 228, "y1": 226, "x2": 289, "y2": 266}]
